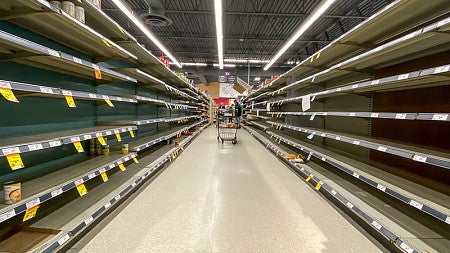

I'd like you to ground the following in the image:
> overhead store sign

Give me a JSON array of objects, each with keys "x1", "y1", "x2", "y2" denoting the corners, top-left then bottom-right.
[
  {"x1": 218, "y1": 75, "x2": 237, "y2": 83},
  {"x1": 219, "y1": 83, "x2": 248, "y2": 98}
]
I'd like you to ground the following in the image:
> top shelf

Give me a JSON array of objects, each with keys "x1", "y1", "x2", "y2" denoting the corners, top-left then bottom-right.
[{"x1": 0, "y1": 0, "x2": 136, "y2": 61}]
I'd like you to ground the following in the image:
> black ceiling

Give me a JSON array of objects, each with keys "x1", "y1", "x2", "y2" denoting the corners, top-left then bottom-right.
[{"x1": 103, "y1": 0, "x2": 394, "y2": 84}]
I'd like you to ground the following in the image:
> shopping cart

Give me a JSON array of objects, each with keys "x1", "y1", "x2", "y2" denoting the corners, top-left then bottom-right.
[{"x1": 216, "y1": 108, "x2": 238, "y2": 144}]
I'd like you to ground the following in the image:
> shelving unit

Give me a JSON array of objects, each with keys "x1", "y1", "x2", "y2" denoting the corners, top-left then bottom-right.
[
  {"x1": 245, "y1": 2, "x2": 450, "y2": 253},
  {"x1": 0, "y1": 1, "x2": 210, "y2": 251}
]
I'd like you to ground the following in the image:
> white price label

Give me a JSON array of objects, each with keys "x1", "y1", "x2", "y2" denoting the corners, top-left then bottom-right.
[
  {"x1": 89, "y1": 93, "x2": 97, "y2": 99},
  {"x1": 432, "y1": 114, "x2": 448, "y2": 121},
  {"x1": 95, "y1": 133, "x2": 102, "y2": 137},
  {"x1": 132, "y1": 182, "x2": 137, "y2": 187},
  {"x1": 0, "y1": 81, "x2": 12, "y2": 89},
  {"x1": 88, "y1": 173, "x2": 96, "y2": 179},
  {"x1": 434, "y1": 65, "x2": 450, "y2": 74},
  {"x1": 70, "y1": 137, "x2": 81, "y2": 143},
  {"x1": 352, "y1": 172, "x2": 360, "y2": 178},
  {"x1": 376, "y1": 184, "x2": 387, "y2": 192},
  {"x1": 83, "y1": 134, "x2": 92, "y2": 139},
  {"x1": 412, "y1": 154, "x2": 427, "y2": 163},
  {"x1": 115, "y1": 195, "x2": 120, "y2": 201},
  {"x1": 104, "y1": 202, "x2": 112, "y2": 209},
  {"x1": 39, "y1": 87, "x2": 54, "y2": 94},
  {"x1": 336, "y1": 88, "x2": 342, "y2": 92},
  {"x1": 352, "y1": 84, "x2": 359, "y2": 89},
  {"x1": 409, "y1": 200, "x2": 424, "y2": 210},
  {"x1": 353, "y1": 140, "x2": 360, "y2": 145},
  {"x1": 105, "y1": 131, "x2": 112, "y2": 135},
  {"x1": 395, "y1": 113, "x2": 407, "y2": 119},
  {"x1": 26, "y1": 199, "x2": 41, "y2": 209},
  {"x1": 346, "y1": 202, "x2": 354, "y2": 209},
  {"x1": 0, "y1": 210, "x2": 16, "y2": 223},
  {"x1": 61, "y1": 90, "x2": 72, "y2": 96},
  {"x1": 117, "y1": 97, "x2": 123, "y2": 101},
  {"x1": 51, "y1": 188, "x2": 63, "y2": 197},
  {"x1": 73, "y1": 57, "x2": 82, "y2": 64},
  {"x1": 371, "y1": 221, "x2": 382, "y2": 230},
  {"x1": 349, "y1": 112, "x2": 356, "y2": 116},
  {"x1": 445, "y1": 216, "x2": 450, "y2": 225},
  {"x1": 321, "y1": 157, "x2": 326, "y2": 161},
  {"x1": 99, "y1": 168, "x2": 106, "y2": 173},
  {"x1": 84, "y1": 216, "x2": 93, "y2": 225},
  {"x1": 103, "y1": 95, "x2": 109, "y2": 100},
  {"x1": 47, "y1": 49, "x2": 60, "y2": 57},
  {"x1": 57, "y1": 234, "x2": 70, "y2": 246},
  {"x1": 92, "y1": 64, "x2": 100, "y2": 70},
  {"x1": 2, "y1": 147, "x2": 21, "y2": 155},
  {"x1": 400, "y1": 242, "x2": 414, "y2": 253},
  {"x1": 377, "y1": 146, "x2": 387, "y2": 152},
  {"x1": 371, "y1": 80, "x2": 379, "y2": 85},
  {"x1": 28, "y1": 143, "x2": 43, "y2": 151},
  {"x1": 75, "y1": 179, "x2": 84, "y2": 186},
  {"x1": 331, "y1": 190, "x2": 337, "y2": 195},
  {"x1": 109, "y1": 164, "x2": 115, "y2": 169},
  {"x1": 49, "y1": 141, "x2": 61, "y2": 147},
  {"x1": 398, "y1": 74, "x2": 409, "y2": 80},
  {"x1": 335, "y1": 136, "x2": 341, "y2": 141},
  {"x1": 371, "y1": 113, "x2": 379, "y2": 118}
]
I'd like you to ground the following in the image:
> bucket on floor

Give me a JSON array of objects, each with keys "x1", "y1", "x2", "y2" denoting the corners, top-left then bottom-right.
[{"x1": 4, "y1": 181, "x2": 21, "y2": 204}]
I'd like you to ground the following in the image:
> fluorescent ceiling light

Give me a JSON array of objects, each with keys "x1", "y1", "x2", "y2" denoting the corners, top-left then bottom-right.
[
  {"x1": 181, "y1": 62, "x2": 208, "y2": 67},
  {"x1": 254, "y1": 77, "x2": 261, "y2": 81},
  {"x1": 111, "y1": 0, "x2": 182, "y2": 68},
  {"x1": 224, "y1": 59, "x2": 270, "y2": 63},
  {"x1": 214, "y1": 63, "x2": 235, "y2": 68},
  {"x1": 214, "y1": 0, "x2": 224, "y2": 69},
  {"x1": 264, "y1": 0, "x2": 336, "y2": 70},
  {"x1": 136, "y1": 69, "x2": 165, "y2": 85}
]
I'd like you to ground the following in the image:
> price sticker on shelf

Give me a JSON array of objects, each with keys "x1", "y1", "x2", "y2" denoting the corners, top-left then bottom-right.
[
  {"x1": 6, "y1": 153, "x2": 25, "y2": 170},
  {"x1": 409, "y1": 199, "x2": 424, "y2": 210},
  {"x1": 76, "y1": 183, "x2": 88, "y2": 196},
  {"x1": 73, "y1": 57, "x2": 83, "y2": 64},
  {"x1": 395, "y1": 113, "x2": 407, "y2": 119},
  {"x1": 64, "y1": 95, "x2": 76, "y2": 108},
  {"x1": 73, "y1": 141, "x2": 84, "y2": 153},
  {"x1": 133, "y1": 157, "x2": 139, "y2": 163},
  {"x1": 376, "y1": 184, "x2": 386, "y2": 192},
  {"x1": 101, "y1": 172, "x2": 108, "y2": 182},
  {"x1": 97, "y1": 136, "x2": 106, "y2": 146},
  {"x1": 51, "y1": 188, "x2": 63, "y2": 197},
  {"x1": 47, "y1": 49, "x2": 60, "y2": 58},
  {"x1": 115, "y1": 133, "x2": 122, "y2": 142},
  {"x1": 412, "y1": 154, "x2": 427, "y2": 163},
  {"x1": 92, "y1": 64, "x2": 102, "y2": 80},
  {"x1": 0, "y1": 210, "x2": 16, "y2": 223},
  {"x1": 23, "y1": 205, "x2": 40, "y2": 222},
  {"x1": 432, "y1": 114, "x2": 448, "y2": 121},
  {"x1": 399, "y1": 243, "x2": 414, "y2": 253},
  {"x1": 0, "y1": 87, "x2": 19, "y2": 103},
  {"x1": 346, "y1": 202, "x2": 354, "y2": 209},
  {"x1": 104, "y1": 98, "x2": 114, "y2": 107},
  {"x1": 315, "y1": 181, "x2": 323, "y2": 190},
  {"x1": 377, "y1": 146, "x2": 387, "y2": 152},
  {"x1": 353, "y1": 140, "x2": 360, "y2": 145},
  {"x1": 349, "y1": 112, "x2": 356, "y2": 117},
  {"x1": 305, "y1": 176, "x2": 312, "y2": 182},
  {"x1": 39, "y1": 86, "x2": 54, "y2": 94},
  {"x1": 119, "y1": 163, "x2": 126, "y2": 171},
  {"x1": 352, "y1": 172, "x2": 360, "y2": 178},
  {"x1": 434, "y1": 65, "x2": 450, "y2": 74},
  {"x1": 316, "y1": 52, "x2": 321, "y2": 59},
  {"x1": 102, "y1": 38, "x2": 111, "y2": 47},
  {"x1": 371, "y1": 221, "x2": 382, "y2": 230},
  {"x1": 28, "y1": 143, "x2": 43, "y2": 151},
  {"x1": 371, "y1": 80, "x2": 379, "y2": 85},
  {"x1": 129, "y1": 130, "x2": 135, "y2": 138}
]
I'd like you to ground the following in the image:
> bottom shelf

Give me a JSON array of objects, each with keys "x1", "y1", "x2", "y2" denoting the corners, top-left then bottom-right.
[{"x1": 20, "y1": 124, "x2": 209, "y2": 253}]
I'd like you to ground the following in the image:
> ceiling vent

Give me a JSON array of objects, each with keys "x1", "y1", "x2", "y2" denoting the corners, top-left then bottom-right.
[{"x1": 139, "y1": 0, "x2": 172, "y2": 27}]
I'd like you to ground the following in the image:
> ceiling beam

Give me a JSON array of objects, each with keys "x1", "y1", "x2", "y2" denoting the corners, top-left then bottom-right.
[
  {"x1": 103, "y1": 8, "x2": 368, "y2": 19},
  {"x1": 134, "y1": 35, "x2": 330, "y2": 43}
]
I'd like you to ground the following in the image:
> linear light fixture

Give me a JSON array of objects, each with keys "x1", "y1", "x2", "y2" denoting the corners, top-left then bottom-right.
[
  {"x1": 111, "y1": 0, "x2": 182, "y2": 68},
  {"x1": 224, "y1": 59, "x2": 270, "y2": 64},
  {"x1": 264, "y1": 0, "x2": 336, "y2": 70},
  {"x1": 214, "y1": 63, "x2": 236, "y2": 68},
  {"x1": 214, "y1": 0, "x2": 224, "y2": 69},
  {"x1": 181, "y1": 62, "x2": 208, "y2": 67}
]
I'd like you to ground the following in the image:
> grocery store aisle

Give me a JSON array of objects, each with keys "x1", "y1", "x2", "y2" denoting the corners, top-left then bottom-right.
[{"x1": 76, "y1": 126, "x2": 382, "y2": 252}]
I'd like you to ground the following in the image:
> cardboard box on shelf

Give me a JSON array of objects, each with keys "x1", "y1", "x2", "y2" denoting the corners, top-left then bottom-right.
[{"x1": 0, "y1": 226, "x2": 61, "y2": 252}]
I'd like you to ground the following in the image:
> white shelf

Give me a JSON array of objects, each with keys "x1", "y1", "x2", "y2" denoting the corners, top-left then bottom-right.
[
  {"x1": 0, "y1": 31, "x2": 137, "y2": 84},
  {"x1": 268, "y1": 111, "x2": 450, "y2": 122},
  {"x1": 1, "y1": 0, "x2": 136, "y2": 60},
  {"x1": 267, "y1": 121, "x2": 450, "y2": 170},
  {"x1": 266, "y1": 130, "x2": 450, "y2": 224},
  {"x1": 0, "y1": 79, "x2": 137, "y2": 103},
  {"x1": 0, "y1": 126, "x2": 137, "y2": 158},
  {"x1": 0, "y1": 151, "x2": 137, "y2": 224},
  {"x1": 243, "y1": 126, "x2": 420, "y2": 253}
]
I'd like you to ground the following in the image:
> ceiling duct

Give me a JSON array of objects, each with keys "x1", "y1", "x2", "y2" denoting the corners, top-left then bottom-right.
[{"x1": 139, "y1": 0, "x2": 173, "y2": 27}]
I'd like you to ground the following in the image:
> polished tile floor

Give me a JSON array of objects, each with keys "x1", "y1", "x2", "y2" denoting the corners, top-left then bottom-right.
[{"x1": 77, "y1": 127, "x2": 382, "y2": 252}]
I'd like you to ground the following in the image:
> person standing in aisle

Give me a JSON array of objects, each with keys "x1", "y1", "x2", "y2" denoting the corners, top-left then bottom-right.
[{"x1": 235, "y1": 99, "x2": 242, "y2": 128}]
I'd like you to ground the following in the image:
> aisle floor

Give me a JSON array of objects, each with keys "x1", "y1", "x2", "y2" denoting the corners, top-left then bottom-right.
[{"x1": 76, "y1": 127, "x2": 382, "y2": 252}]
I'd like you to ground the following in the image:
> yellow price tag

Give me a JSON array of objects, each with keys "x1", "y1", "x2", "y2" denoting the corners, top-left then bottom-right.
[
  {"x1": 172, "y1": 154, "x2": 176, "y2": 159},
  {"x1": 97, "y1": 136, "x2": 106, "y2": 146},
  {"x1": 315, "y1": 183, "x2": 322, "y2": 190},
  {"x1": 73, "y1": 141, "x2": 84, "y2": 153},
  {"x1": 271, "y1": 123, "x2": 274, "y2": 127},
  {"x1": 105, "y1": 99, "x2": 114, "y2": 107},
  {"x1": 65, "y1": 95, "x2": 76, "y2": 108},
  {"x1": 115, "y1": 133, "x2": 122, "y2": 142},
  {"x1": 316, "y1": 52, "x2": 321, "y2": 59},
  {"x1": 23, "y1": 205, "x2": 40, "y2": 222},
  {"x1": 278, "y1": 90, "x2": 281, "y2": 95},
  {"x1": 129, "y1": 130, "x2": 135, "y2": 138},
  {"x1": 278, "y1": 139, "x2": 281, "y2": 144},
  {"x1": 94, "y1": 68, "x2": 102, "y2": 80},
  {"x1": 270, "y1": 135, "x2": 273, "y2": 139},
  {"x1": 306, "y1": 176, "x2": 312, "y2": 182},
  {"x1": 101, "y1": 172, "x2": 108, "y2": 182},
  {"x1": 266, "y1": 143, "x2": 269, "y2": 148},
  {"x1": 310, "y1": 57, "x2": 314, "y2": 63},
  {"x1": 102, "y1": 38, "x2": 111, "y2": 47},
  {"x1": 119, "y1": 163, "x2": 126, "y2": 171},
  {"x1": 181, "y1": 146, "x2": 184, "y2": 151},
  {"x1": 0, "y1": 88, "x2": 19, "y2": 103},
  {"x1": 117, "y1": 25, "x2": 125, "y2": 34},
  {"x1": 76, "y1": 183, "x2": 88, "y2": 196},
  {"x1": 133, "y1": 157, "x2": 139, "y2": 163},
  {"x1": 7, "y1": 153, "x2": 25, "y2": 170}
]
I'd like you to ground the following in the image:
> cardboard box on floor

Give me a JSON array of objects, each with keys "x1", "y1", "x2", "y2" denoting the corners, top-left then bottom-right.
[{"x1": 0, "y1": 226, "x2": 60, "y2": 253}]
